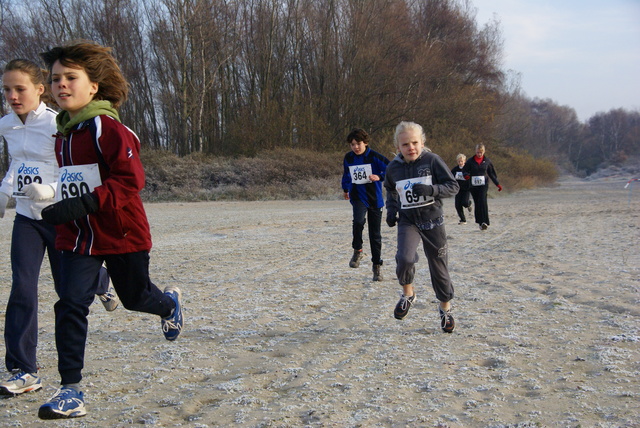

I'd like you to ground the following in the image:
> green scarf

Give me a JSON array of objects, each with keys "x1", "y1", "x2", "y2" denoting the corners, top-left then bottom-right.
[{"x1": 56, "y1": 100, "x2": 120, "y2": 135}]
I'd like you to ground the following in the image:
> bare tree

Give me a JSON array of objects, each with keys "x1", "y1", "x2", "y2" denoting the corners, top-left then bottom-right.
[{"x1": 1, "y1": 0, "x2": 513, "y2": 158}]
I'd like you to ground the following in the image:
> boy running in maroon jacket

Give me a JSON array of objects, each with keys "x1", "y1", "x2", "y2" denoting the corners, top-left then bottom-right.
[{"x1": 37, "y1": 41, "x2": 183, "y2": 419}]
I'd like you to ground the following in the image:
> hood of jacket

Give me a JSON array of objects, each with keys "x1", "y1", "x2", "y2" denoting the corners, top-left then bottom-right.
[{"x1": 56, "y1": 100, "x2": 120, "y2": 135}]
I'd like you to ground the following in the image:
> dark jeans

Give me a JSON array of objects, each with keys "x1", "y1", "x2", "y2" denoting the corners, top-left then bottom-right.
[
  {"x1": 5, "y1": 216, "x2": 112, "y2": 375},
  {"x1": 470, "y1": 185, "x2": 490, "y2": 225},
  {"x1": 454, "y1": 190, "x2": 471, "y2": 222},
  {"x1": 351, "y1": 200, "x2": 383, "y2": 265},
  {"x1": 55, "y1": 251, "x2": 174, "y2": 384},
  {"x1": 5, "y1": 214, "x2": 59, "y2": 373}
]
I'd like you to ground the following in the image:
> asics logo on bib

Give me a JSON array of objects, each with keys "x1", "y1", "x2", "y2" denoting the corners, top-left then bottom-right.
[
  {"x1": 60, "y1": 169, "x2": 84, "y2": 182},
  {"x1": 17, "y1": 163, "x2": 40, "y2": 175},
  {"x1": 403, "y1": 180, "x2": 420, "y2": 191}
]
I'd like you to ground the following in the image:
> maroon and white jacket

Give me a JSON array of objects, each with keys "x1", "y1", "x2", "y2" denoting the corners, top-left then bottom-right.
[{"x1": 54, "y1": 115, "x2": 152, "y2": 255}]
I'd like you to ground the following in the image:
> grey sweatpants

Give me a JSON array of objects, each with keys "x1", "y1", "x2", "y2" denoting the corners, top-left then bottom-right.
[{"x1": 394, "y1": 221, "x2": 454, "y2": 302}]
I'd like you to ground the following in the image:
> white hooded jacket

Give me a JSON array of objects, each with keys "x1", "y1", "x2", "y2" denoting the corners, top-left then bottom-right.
[{"x1": 0, "y1": 102, "x2": 59, "y2": 220}]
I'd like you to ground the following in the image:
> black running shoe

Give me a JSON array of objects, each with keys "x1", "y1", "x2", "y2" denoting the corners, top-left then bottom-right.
[
  {"x1": 394, "y1": 294, "x2": 416, "y2": 320},
  {"x1": 439, "y1": 307, "x2": 455, "y2": 333},
  {"x1": 372, "y1": 264, "x2": 383, "y2": 281},
  {"x1": 349, "y1": 250, "x2": 364, "y2": 268}
]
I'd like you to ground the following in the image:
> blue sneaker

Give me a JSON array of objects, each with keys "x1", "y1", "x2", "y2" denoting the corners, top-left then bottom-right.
[
  {"x1": 161, "y1": 286, "x2": 183, "y2": 341},
  {"x1": 38, "y1": 387, "x2": 86, "y2": 419}
]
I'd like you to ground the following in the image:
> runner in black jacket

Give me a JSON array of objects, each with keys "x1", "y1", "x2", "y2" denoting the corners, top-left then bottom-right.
[
  {"x1": 451, "y1": 153, "x2": 472, "y2": 224},
  {"x1": 462, "y1": 144, "x2": 502, "y2": 230}
]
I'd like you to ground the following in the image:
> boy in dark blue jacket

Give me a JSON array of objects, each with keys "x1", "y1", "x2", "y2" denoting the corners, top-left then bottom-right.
[{"x1": 341, "y1": 128, "x2": 390, "y2": 281}]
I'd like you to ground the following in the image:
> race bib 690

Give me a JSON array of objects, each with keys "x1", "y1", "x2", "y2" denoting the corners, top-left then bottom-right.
[{"x1": 56, "y1": 164, "x2": 102, "y2": 201}]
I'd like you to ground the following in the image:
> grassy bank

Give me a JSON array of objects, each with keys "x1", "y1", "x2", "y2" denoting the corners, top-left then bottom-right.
[{"x1": 139, "y1": 147, "x2": 558, "y2": 202}]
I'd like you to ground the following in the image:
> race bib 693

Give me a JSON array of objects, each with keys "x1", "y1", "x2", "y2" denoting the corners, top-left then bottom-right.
[{"x1": 13, "y1": 161, "x2": 54, "y2": 198}]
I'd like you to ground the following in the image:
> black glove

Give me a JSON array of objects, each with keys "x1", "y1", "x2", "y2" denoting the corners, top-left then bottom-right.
[
  {"x1": 412, "y1": 183, "x2": 434, "y2": 197},
  {"x1": 41, "y1": 193, "x2": 99, "y2": 225},
  {"x1": 386, "y1": 213, "x2": 398, "y2": 228}
]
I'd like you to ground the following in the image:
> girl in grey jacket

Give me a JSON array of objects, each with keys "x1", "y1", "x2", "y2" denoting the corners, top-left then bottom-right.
[{"x1": 383, "y1": 121, "x2": 458, "y2": 333}]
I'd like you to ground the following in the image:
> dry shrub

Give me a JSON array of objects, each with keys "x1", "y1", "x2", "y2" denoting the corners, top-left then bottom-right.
[
  {"x1": 489, "y1": 146, "x2": 559, "y2": 190},
  {"x1": 140, "y1": 147, "x2": 343, "y2": 202},
  {"x1": 140, "y1": 149, "x2": 204, "y2": 201}
]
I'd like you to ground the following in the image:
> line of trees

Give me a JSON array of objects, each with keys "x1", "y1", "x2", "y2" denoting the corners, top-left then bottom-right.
[
  {"x1": 495, "y1": 83, "x2": 640, "y2": 174},
  {"x1": 1, "y1": 0, "x2": 504, "y2": 154},
  {"x1": 1, "y1": 0, "x2": 638, "y2": 175}
]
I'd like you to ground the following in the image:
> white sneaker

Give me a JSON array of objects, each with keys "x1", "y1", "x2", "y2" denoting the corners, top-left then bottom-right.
[
  {"x1": 98, "y1": 287, "x2": 119, "y2": 311},
  {"x1": 0, "y1": 370, "x2": 42, "y2": 395}
]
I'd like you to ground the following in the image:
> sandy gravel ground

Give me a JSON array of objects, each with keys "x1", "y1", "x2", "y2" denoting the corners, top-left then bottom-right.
[{"x1": 0, "y1": 176, "x2": 638, "y2": 427}]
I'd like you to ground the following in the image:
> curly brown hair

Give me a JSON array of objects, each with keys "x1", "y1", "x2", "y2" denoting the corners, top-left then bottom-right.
[
  {"x1": 40, "y1": 41, "x2": 128, "y2": 108},
  {"x1": 346, "y1": 128, "x2": 370, "y2": 145}
]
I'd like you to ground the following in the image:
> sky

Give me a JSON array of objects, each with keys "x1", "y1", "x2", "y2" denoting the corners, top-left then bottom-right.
[{"x1": 472, "y1": 0, "x2": 640, "y2": 122}]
